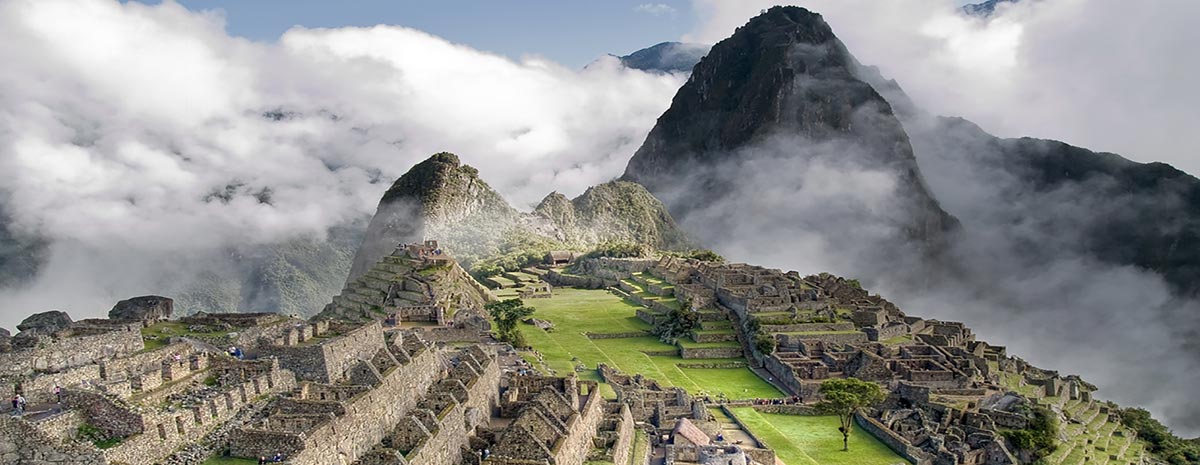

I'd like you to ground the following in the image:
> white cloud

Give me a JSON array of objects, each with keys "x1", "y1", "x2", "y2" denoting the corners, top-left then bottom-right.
[
  {"x1": 686, "y1": 0, "x2": 1200, "y2": 176},
  {"x1": 0, "y1": 0, "x2": 686, "y2": 327},
  {"x1": 634, "y1": 3, "x2": 677, "y2": 16},
  {"x1": 683, "y1": 0, "x2": 1200, "y2": 435}
]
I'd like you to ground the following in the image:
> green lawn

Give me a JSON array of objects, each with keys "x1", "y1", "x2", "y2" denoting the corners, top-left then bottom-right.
[
  {"x1": 520, "y1": 288, "x2": 781, "y2": 399},
  {"x1": 728, "y1": 408, "x2": 910, "y2": 465}
]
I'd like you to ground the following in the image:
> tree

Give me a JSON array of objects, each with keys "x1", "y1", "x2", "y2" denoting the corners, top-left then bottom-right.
[
  {"x1": 816, "y1": 378, "x2": 886, "y2": 451},
  {"x1": 486, "y1": 299, "x2": 535, "y2": 346}
]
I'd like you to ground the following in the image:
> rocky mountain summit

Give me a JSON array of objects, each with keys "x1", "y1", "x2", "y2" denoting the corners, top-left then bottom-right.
[
  {"x1": 622, "y1": 6, "x2": 958, "y2": 255},
  {"x1": 349, "y1": 152, "x2": 691, "y2": 283}
]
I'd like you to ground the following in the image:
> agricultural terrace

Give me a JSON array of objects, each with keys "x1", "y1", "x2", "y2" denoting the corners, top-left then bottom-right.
[
  {"x1": 518, "y1": 287, "x2": 781, "y2": 400},
  {"x1": 728, "y1": 407, "x2": 910, "y2": 465}
]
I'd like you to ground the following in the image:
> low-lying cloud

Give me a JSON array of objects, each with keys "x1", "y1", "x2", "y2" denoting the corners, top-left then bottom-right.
[
  {"x1": 676, "y1": 0, "x2": 1200, "y2": 436},
  {"x1": 0, "y1": 0, "x2": 685, "y2": 328}
]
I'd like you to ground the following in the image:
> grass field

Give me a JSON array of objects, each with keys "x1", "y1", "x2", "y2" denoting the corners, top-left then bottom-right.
[
  {"x1": 728, "y1": 407, "x2": 910, "y2": 465},
  {"x1": 520, "y1": 288, "x2": 781, "y2": 399}
]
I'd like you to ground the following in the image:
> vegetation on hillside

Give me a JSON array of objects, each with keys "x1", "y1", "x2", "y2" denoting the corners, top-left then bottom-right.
[
  {"x1": 1000, "y1": 405, "x2": 1058, "y2": 460},
  {"x1": 652, "y1": 306, "x2": 700, "y2": 344},
  {"x1": 486, "y1": 298, "x2": 535, "y2": 347},
  {"x1": 1120, "y1": 408, "x2": 1200, "y2": 464}
]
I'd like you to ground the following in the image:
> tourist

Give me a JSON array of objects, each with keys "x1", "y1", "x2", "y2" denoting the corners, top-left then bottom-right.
[
  {"x1": 9, "y1": 395, "x2": 17, "y2": 414},
  {"x1": 258, "y1": 457, "x2": 267, "y2": 465},
  {"x1": 273, "y1": 452, "x2": 284, "y2": 462},
  {"x1": 53, "y1": 384, "x2": 62, "y2": 403},
  {"x1": 15, "y1": 394, "x2": 26, "y2": 414}
]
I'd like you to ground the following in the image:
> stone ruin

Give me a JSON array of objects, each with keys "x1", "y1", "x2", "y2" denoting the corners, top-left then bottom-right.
[{"x1": 0, "y1": 242, "x2": 1150, "y2": 465}]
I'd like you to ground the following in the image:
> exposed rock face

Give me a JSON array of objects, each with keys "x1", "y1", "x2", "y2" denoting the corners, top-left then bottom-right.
[
  {"x1": 533, "y1": 181, "x2": 690, "y2": 249},
  {"x1": 621, "y1": 6, "x2": 957, "y2": 258},
  {"x1": 16, "y1": 310, "x2": 72, "y2": 336},
  {"x1": 349, "y1": 153, "x2": 691, "y2": 281},
  {"x1": 617, "y1": 42, "x2": 710, "y2": 73},
  {"x1": 109, "y1": 295, "x2": 174, "y2": 322}
]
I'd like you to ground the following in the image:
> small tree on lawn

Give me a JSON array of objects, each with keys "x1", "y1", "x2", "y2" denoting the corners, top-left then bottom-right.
[
  {"x1": 486, "y1": 298, "x2": 535, "y2": 346},
  {"x1": 816, "y1": 378, "x2": 886, "y2": 451}
]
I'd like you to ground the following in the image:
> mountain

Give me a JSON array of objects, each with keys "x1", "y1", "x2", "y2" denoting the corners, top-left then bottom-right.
[
  {"x1": 0, "y1": 195, "x2": 47, "y2": 289},
  {"x1": 962, "y1": 0, "x2": 1020, "y2": 17},
  {"x1": 348, "y1": 152, "x2": 691, "y2": 282},
  {"x1": 617, "y1": 42, "x2": 710, "y2": 73},
  {"x1": 907, "y1": 115, "x2": 1200, "y2": 297},
  {"x1": 621, "y1": 6, "x2": 958, "y2": 260}
]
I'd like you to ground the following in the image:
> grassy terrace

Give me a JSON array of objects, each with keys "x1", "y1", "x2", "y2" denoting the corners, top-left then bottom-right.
[
  {"x1": 620, "y1": 277, "x2": 681, "y2": 310},
  {"x1": 520, "y1": 288, "x2": 781, "y2": 399},
  {"x1": 995, "y1": 370, "x2": 1146, "y2": 465},
  {"x1": 728, "y1": 407, "x2": 910, "y2": 465},
  {"x1": 140, "y1": 321, "x2": 234, "y2": 352}
]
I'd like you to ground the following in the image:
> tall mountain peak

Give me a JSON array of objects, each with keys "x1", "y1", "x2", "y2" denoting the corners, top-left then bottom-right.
[{"x1": 622, "y1": 5, "x2": 956, "y2": 255}]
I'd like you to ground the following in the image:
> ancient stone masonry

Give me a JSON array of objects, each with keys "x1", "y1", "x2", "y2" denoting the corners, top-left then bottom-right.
[
  {"x1": 232, "y1": 331, "x2": 442, "y2": 465},
  {"x1": 569, "y1": 256, "x2": 1148, "y2": 465},
  {"x1": 0, "y1": 240, "x2": 1151, "y2": 465},
  {"x1": 320, "y1": 241, "x2": 493, "y2": 326}
]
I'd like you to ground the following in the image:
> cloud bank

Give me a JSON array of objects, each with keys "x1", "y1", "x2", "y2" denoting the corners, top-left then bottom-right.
[{"x1": 0, "y1": 0, "x2": 685, "y2": 329}]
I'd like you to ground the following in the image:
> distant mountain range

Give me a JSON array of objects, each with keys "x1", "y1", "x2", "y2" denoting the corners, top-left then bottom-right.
[{"x1": 615, "y1": 42, "x2": 709, "y2": 73}]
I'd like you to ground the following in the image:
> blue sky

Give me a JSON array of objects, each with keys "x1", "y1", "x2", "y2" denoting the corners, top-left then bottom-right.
[{"x1": 126, "y1": 0, "x2": 697, "y2": 67}]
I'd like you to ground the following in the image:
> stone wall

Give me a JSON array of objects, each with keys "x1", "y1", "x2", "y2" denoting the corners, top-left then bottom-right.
[
  {"x1": 100, "y1": 360, "x2": 296, "y2": 465},
  {"x1": 610, "y1": 404, "x2": 635, "y2": 465},
  {"x1": 0, "y1": 415, "x2": 106, "y2": 465},
  {"x1": 678, "y1": 346, "x2": 742, "y2": 359},
  {"x1": 775, "y1": 331, "x2": 867, "y2": 347},
  {"x1": 854, "y1": 412, "x2": 931, "y2": 465},
  {"x1": 552, "y1": 388, "x2": 606, "y2": 465},
  {"x1": 760, "y1": 322, "x2": 856, "y2": 333},
  {"x1": 245, "y1": 346, "x2": 442, "y2": 465},
  {"x1": 31, "y1": 410, "x2": 83, "y2": 442},
  {"x1": 0, "y1": 327, "x2": 143, "y2": 378},
  {"x1": 262, "y1": 322, "x2": 386, "y2": 383}
]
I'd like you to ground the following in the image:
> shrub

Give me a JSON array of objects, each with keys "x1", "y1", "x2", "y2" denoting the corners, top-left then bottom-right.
[
  {"x1": 652, "y1": 307, "x2": 700, "y2": 344},
  {"x1": 1001, "y1": 406, "x2": 1058, "y2": 458},
  {"x1": 753, "y1": 333, "x2": 776, "y2": 354}
]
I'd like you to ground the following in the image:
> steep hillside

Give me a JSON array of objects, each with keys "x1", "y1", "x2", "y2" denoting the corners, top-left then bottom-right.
[
  {"x1": 621, "y1": 6, "x2": 958, "y2": 256},
  {"x1": 907, "y1": 115, "x2": 1200, "y2": 297},
  {"x1": 349, "y1": 153, "x2": 692, "y2": 282}
]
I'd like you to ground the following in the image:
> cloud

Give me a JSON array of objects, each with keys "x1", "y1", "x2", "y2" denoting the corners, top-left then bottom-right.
[
  {"x1": 634, "y1": 3, "x2": 677, "y2": 16},
  {"x1": 686, "y1": 0, "x2": 1200, "y2": 176},
  {"x1": 0, "y1": 0, "x2": 686, "y2": 328},
  {"x1": 678, "y1": 0, "x2": 1200, "y2": 435}
]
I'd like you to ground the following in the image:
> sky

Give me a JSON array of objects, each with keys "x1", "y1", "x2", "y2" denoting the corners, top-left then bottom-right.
[
  {"x1": 4, "y1": 0, "x2": 1200, "y2": 435},
  {"x1": 124, "y1": 0, "x2": 698, "y2": 67}
]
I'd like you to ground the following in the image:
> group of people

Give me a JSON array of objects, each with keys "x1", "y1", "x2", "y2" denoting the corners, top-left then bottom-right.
[
  {"x1": 9, "y1": 393, "x2": 26, "y2": 414},
  {"x1": 257, "y1": 453, "x2": 285, "y2": 464},
  {"x1": 750, "y1": 396, "x2": 803, "y2": 405}
]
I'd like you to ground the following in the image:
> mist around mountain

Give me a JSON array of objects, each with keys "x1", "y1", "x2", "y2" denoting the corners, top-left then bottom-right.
[
  {"x1": 619, "y1": 5, "x2": 1200, "y2": 438},
  {"x1": 622, "y1": 5, "x2": 959, "y2": 276},
  {"x1": 348, "y1": 152, "x2": 692, "y2": 283}
]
